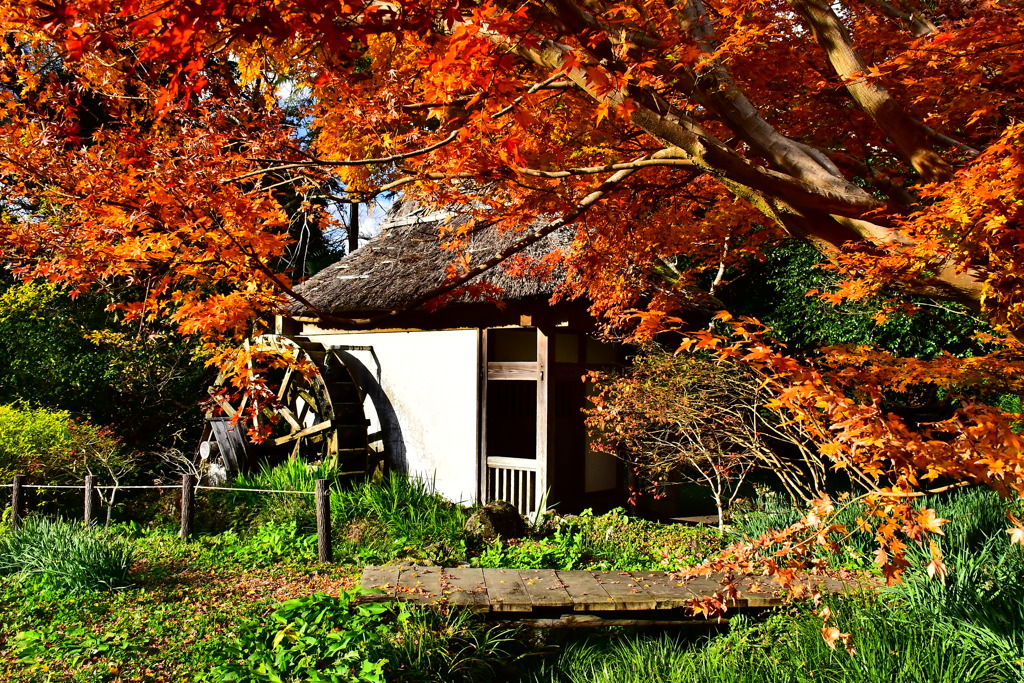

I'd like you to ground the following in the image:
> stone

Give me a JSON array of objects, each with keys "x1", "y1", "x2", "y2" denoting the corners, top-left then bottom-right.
[{"x1": 464, "y1": 500, "x2": 527, "y2": 544}]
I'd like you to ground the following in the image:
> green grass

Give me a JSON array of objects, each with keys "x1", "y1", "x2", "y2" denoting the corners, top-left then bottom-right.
[
  {"x1": 1, "y1": 470, "x2": 1022, "y2": 683},
  {"x1": 528, "y1": 597, "x2": 1015, "y2": 683},
  {"x1": 329, "y1": 472, "x2": 470, "y2": 566},
  {"x1": 526, "y1": 486, "x2": 1024, "y2": 683},
  {"x1": 0, "y1": 517, "x2": 134, "y2": 592}
]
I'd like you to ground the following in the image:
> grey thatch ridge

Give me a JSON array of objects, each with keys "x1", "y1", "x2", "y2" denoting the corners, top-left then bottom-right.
[{"x1": 290, "y1": 201, "x2": 568, "y2": 318}]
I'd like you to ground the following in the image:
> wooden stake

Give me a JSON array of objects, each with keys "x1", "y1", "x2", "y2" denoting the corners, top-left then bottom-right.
[
  {"x1": 84, "y1": 475, "x2": 97, "y2": 526},
  {"x1": 11, "y1": 475, "x2": 24, "y2": 529},
  {"x1": 348, "y1": 202, "x2": 359, "y2": 254},
  {"x1": 316, "y1": 479, "x2": 332, "y2": 563},
  {"x1": 180, "y1": 474, "x2": 196, "y2": 540}
]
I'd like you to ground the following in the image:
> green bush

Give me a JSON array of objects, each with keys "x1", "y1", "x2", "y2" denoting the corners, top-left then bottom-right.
[
  {"x1": 0, "y1": 403, "x2": 125, "y2": 483},
  {"x1": 0, "y1": 517, "x2": 134, "y2": 591},
  {"x1": 474, "y1": 508, "x2": 722, "y2": 572},
  {"x1": 205, "y1": 589, "x2": 522, "y2": 683},
  {"x1": 0, "y1": 280, "x2": 210, "y2": 452}
]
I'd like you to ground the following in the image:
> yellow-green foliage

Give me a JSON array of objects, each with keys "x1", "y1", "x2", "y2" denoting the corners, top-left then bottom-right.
[
  {"x1": 0, "y1": 404, "x2": 123, "y2": 481},
  {"x1": 0, "y1": 280, "x2": 211, "y2": 450}
]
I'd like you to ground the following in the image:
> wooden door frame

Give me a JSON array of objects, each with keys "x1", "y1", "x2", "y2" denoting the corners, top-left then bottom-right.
[{"x1": 478, "y1": 326, "x2": 550, "y2": 512}]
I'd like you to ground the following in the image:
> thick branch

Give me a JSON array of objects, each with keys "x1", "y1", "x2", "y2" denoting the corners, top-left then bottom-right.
[
  {"x1": 518, "y1": 156, "x2": 694, "y2": 177},
  {"x1": 789, "y1": 0, "x2": 953, "y2": 182},
  {"x1": 862, "y1": 0, "x2": 937, "y2": 38},
  {"x1": 516, "y1": 36, "x2": 883, "y2": 217}
]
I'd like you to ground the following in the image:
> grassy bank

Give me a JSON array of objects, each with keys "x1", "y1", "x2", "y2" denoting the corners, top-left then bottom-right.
[{"x1": 0, "y1": 463, "x2": 1021, "y2": 682}]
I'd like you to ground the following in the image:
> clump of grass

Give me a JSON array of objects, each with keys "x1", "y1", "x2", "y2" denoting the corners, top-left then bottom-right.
[
  {"x1": 222, "y1": 456, "x2": 340, "y2": 530},
  {"x1": 234, "y1": 455, "x2": 340, "y2": 493},
  {"x1": 219, "y1": 460, "x2": 471, "y2": 566},
  {"x1": 530, "y1": 597, "x2": 1012, "y2": 683},
  {"x1": 331, "y1": 472, "x2": 470, "y2": 566},
  {"x1": 0, "y1": 516, "x2": 134, "y2": 591},
  {"x1": 729, "y1": 485, "x2": 1019, "y2": 569}
]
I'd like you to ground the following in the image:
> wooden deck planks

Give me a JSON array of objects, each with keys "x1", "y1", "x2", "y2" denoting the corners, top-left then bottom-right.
[
  {"x1": 397, "y1": 564, "x2": 443, "y2": 603},
  {"x1": 481, "y1": 568, "x2": 535, "y2": 612},
  {"x1": 555, "y1": 570, "x2": 619, "y2": 611},
  {"x1": 626, "y1": 571, "x2": 699, "y2": 609},
  {"x1": 440, "y1": 568, "x2": 490, "y2": 610},
  {"x1": 359, "y1": 566, "x2": 848, "y2": 615},
  {"x1": 518, "y1": 569, "x2": 573, "y2": 608},
  {"x1": 592, "y1": 571, "x2": 659, "y2": 611}
]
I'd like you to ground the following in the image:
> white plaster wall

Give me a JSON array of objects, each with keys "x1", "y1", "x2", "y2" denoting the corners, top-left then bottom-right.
[{"x1": 303, "y1": 327, "x2": 480, "y2": 505}]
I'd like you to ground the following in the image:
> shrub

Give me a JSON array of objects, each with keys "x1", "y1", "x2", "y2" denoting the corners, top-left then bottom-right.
[
  {"x1": 0, "y1": 517, "x2": 134, "y2": 591},
  {"x1": 0, "y1": 280, "x2": 210, "y2": 451},
  {"x1": 473, "y1": 508, "x2": 722, "y2": 571},
  {"x1": 0, "y1": 403, "x2": 127, "y2": 481},
  {"x1": 586, "y1": 347, "x2": 831, "y2": 518}
]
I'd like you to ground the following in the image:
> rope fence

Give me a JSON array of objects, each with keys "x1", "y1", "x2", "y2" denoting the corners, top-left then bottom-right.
[
  {"x1": 3, "y1": 473, "x2": 334, "y2": 562},
  {"x1": 196, "y1": 486, "x2": 315, "y2": 495}
]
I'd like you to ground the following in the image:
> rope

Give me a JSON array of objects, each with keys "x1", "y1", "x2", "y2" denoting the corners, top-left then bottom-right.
[
  {"x1": 24, "y1": 485, "x2": 179, "y2": 490},
  {"x1": 95, "y1": 485, "x2": 183, "y2": 490},
  {"x1": 195, "y1": 483, "x2": 313, "y2": 493},
  {"x1": 9, "y1": 483, "x2": 317, "y2": 495},
  {"x1": 23, "y1": 485, "x2": 87, "y2": 490}
]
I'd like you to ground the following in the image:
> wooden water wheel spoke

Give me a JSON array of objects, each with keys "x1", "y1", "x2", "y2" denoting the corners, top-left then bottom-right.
[
  {"x1": 277, "y1": 405, "x2": 303, "y2": 431},
  {"x1": 199, "y1": 334, "x2": 372, "y2": 480},
  {"x1": 277, "y1": 367, "x2": 294, "y2": 401},
  {"x1": 273, "y1": 420, "x2": 334, "y2": 446},
  {"x1": 207, "y1": 387, "x2": 237, "y2": 417}
]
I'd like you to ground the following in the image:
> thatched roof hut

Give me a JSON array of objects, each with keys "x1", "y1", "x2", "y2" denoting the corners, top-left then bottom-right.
[{"x1": 289, "y1": 201, "x2": 587, "y2": 330}]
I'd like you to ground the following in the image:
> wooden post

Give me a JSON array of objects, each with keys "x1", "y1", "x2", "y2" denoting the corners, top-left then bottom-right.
[
  {"x1": 180, "y1": 474, "x2": 196, "y2": 540},
  {"x1": 347, "y1": 202, "x2": 359, "y2": 254},
  {"x1": 11, "y1": 475, "x2": 25, "y2": 529},
  {"x1": 84, "y1": 475, "x2": 97, "y2": 526},
  {"x1": 315, "y1": 479, "x2": 332, "y2": 563}
]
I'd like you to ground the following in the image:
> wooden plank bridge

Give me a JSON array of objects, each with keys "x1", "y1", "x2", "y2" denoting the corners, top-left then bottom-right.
[{"x1": 360, "y1": 565, "x2": 851, "y2": 627}]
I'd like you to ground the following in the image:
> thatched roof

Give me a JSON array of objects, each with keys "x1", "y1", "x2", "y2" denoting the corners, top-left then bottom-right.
[{"x1": 289, "y1": 201, "x2": 572, "y2": 325}]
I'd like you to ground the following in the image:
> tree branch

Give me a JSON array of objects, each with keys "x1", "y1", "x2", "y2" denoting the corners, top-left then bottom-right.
[
  {"x1": 789, "y1": 0, "x2": 953, "y2": 182},
  {"x1": 517, "y1": 156, "x2": 694, "y2": 178},
  {"x1": 225, "y1": 130, "x2": 461, "y2": 183}
]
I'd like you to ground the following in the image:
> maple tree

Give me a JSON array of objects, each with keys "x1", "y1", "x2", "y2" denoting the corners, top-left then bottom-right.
[
  {"x1": 586, "y1": 348, "x2": 834, "y2": 528},
  {"x1": 1, "y1": 0, "x2": 1023, "y2": 580}
]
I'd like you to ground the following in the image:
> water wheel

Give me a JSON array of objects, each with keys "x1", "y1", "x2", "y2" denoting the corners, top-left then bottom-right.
[{"x1": 198, "y1": 334, "x2": 371, "y2": 482}]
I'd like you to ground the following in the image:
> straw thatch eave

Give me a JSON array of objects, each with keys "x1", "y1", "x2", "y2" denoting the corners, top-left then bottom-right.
[{"x1": 288, "y1": 201, "x2": 578, "y2": 329}]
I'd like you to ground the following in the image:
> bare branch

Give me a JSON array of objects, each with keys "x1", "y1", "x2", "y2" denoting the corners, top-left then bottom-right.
[
  {"x1": 518, "y1": 156, "x2": 695, "y2": 178},
  {"x1": 225, "y1": 130, "x2": 461, "y2": 183}
]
